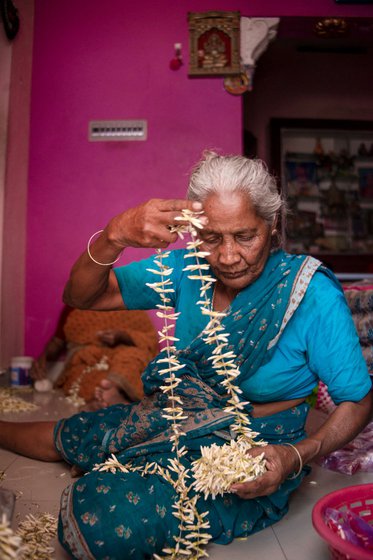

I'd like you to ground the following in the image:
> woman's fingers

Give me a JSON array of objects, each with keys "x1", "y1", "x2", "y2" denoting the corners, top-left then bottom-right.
[
  {"x1": 157, "y1": 199, "x2": 203, "y2": 213},
  {"x1": 231, "y1": 463, "x2": 282, "y2": 499},
  {"x1": 109, "y1": 198, "x2": 206, "y2": 249},
  {"x1": 230, "y1": 445, "x2": 291, "y2": 499},
  {"x1": 150, "y1": 199, "x2": 203, "y2": 234},
  {"x1": 231, "y1": 473, "x2": 272, "y2": 499}
]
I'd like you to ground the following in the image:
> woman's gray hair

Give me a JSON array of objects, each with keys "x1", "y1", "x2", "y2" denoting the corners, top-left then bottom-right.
[{"x1": 187, "y1": 151, "x2": 286, "y2": 227}]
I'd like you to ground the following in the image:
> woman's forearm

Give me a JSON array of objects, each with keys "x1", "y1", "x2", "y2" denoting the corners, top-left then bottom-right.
[
  {"x1": 63, "y1": 253, "x2": 124, "y2": 310},
  {"x1": 297, "y1": 390, "x2": 373, "y2": 464},
  {"x1": 63, "y1": 228, "x2": 126, "y2": 310}
]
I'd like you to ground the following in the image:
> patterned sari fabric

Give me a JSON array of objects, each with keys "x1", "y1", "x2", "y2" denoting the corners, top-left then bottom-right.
[{"x1": 56, "y1": 251, "x2": 332, "y2": 559}]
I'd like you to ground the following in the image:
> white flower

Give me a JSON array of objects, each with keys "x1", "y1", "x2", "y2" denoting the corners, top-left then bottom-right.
[{"x1": 192, "y1": 439, "x2": 267, "y2": 500}]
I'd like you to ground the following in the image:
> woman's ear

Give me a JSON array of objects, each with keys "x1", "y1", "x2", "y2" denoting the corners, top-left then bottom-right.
[{"x1": 271, "y1": 216, "x2": 278, "y2": 236}]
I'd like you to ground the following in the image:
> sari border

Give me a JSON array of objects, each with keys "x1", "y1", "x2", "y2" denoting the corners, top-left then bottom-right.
[
  {"x1": 267, "y1": 256, "x2": 321, "y2": 350},
  {"x1": 59, "y1": 484, "x2": 96, "y2": 560},
  {"x1": 54, "y1": 419, "x2": 73, "y2": 465}
]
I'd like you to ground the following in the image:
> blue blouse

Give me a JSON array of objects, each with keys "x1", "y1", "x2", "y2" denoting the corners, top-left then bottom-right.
[{"x1": 114, "y1": 249, "x2": 371, "y2": 404}]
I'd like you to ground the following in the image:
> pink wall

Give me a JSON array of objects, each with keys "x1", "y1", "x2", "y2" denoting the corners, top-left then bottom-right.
[{"x1": 25, "y1": 0, "x2": 373, "y2": 356}]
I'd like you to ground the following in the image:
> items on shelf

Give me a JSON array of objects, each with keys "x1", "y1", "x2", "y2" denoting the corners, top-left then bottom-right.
[{"x1": 284, "y1": 136, "x2": 373, "y2": 255}]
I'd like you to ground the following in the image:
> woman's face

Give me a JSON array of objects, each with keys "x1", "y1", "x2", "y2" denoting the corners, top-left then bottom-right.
[{"x1": 199, "y1": 191, "x2": 273, "y2": 292}]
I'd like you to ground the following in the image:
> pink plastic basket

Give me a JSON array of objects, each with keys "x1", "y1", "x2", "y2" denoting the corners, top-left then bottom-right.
[{"x1": 312, "y1": 484, "x2": 373, "y2": 560}]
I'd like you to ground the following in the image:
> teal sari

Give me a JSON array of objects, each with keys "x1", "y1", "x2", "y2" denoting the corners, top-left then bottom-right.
[{"x1": 56, "y1": 250, "x2": 332, "y2": 559}]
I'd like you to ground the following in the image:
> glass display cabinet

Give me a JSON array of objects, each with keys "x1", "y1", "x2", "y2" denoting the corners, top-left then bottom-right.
[{"x1": 270, "y1": 118, "x2": 373, "y2": 275}]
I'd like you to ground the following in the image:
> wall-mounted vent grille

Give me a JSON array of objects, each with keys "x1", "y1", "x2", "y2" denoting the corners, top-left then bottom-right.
[{"x1": 88, "y1": 120, "x2": 147, "y2": 141}]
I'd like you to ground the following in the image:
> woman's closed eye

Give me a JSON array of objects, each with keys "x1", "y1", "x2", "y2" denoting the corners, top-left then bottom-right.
[
  {"x1": 200, "y1": 233, "x2": 221, "y2": 245},
  {"x1": 235, "y1": 233, "x2": 256, "y2": 243},
  {"x1": 200, "y1": 232, "x2": 257, "y2": 246}
]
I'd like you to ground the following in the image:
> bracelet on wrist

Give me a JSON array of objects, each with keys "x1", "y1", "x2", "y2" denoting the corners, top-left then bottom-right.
[
  {"x1": 283, "y1": 442, "x2": 303, "y2": 479},
  {"x1": 87, "y1": 229, "x2": 121, "y2": 266}
]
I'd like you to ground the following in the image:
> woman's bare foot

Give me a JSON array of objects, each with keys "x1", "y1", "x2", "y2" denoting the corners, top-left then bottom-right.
[{"x1": 91, "y1": 379, "x2": 130, "y2": 409}]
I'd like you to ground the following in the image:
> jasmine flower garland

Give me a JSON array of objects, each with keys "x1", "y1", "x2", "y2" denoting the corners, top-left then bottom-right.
[
  {"x1": 93, "y1": 209, "x2": 267, "y2": 559},
  {"x1": 146, "y1": 240, "x2": 211, "y2": 559}
]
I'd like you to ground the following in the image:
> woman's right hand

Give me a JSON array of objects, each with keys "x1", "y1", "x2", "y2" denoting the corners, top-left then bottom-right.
[
  {"x1": 63, "y1": 198, "x2": 205, "y2": 311},
  {"x1": 106, "y1": 198, "x2": 204, "y2": 250}
]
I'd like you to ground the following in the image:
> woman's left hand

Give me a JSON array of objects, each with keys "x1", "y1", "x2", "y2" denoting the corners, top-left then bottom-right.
[{"x1": 230, "y1": 444, "x2": 298, "y2": 499}]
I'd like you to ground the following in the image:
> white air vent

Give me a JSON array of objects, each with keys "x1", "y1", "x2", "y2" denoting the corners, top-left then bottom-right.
[{"x1": 89, "y1": 120, "x2": 147, "y2": 141}]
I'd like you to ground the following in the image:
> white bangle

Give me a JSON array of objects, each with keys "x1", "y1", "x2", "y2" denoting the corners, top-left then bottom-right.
[
  {"x1": 87, "y1": 229, "x2": 121, "y2": 266},
  {"x1": 283, "y1": 442, "x2": 303, "y2": 479}
]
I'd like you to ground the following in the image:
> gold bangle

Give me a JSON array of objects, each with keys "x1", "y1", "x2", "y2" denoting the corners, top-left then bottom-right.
[
  {"x1": 283, "y1": 442, "x2": 303, "y2": 479},
  {"x1": 87, "y1": 229, "x2": 121, "y2": 266}
]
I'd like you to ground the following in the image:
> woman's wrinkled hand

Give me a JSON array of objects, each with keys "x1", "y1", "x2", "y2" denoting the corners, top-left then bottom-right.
[
  {"x1": 107, "y1": 198, "x2": 206, "y2": 250},
  {"x1": 230, "y1": 444, "x2": 299, "y2": 499}
]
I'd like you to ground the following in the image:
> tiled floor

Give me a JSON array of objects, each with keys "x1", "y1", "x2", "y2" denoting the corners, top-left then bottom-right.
[{"x1": 1, "y1": 386, "x2": 372, "y2": 560}]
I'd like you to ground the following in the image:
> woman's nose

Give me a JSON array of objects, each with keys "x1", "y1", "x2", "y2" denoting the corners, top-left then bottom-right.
[{"x1": 218, "y1": 240, "x2": 241, "y2": 265}]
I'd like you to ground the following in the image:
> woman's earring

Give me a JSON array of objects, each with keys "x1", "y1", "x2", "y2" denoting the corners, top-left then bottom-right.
[{"x1": 272, "y1": 229, "x2": 277, "y2": 235}]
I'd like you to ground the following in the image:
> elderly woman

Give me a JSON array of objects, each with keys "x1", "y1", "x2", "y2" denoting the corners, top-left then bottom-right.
[{"x1": 1, "y1": 152, "x2": 372, "y2": 559}]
